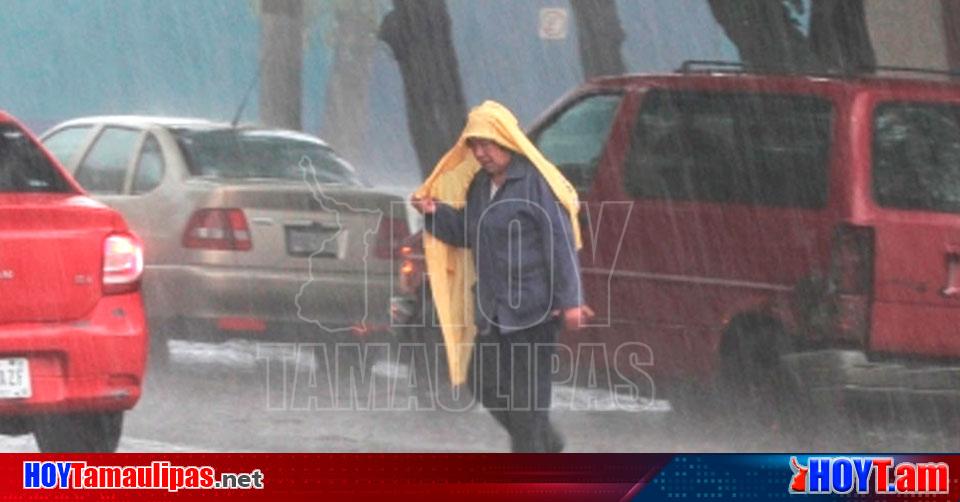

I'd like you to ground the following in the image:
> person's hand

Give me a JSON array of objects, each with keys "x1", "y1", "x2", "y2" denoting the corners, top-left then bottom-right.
[
  {"x1": 552, "y1": 305, "x2": 595, "y2": 331},
  {"x1": 411, "y1": 195, "x2": 437, "y2": 215}
]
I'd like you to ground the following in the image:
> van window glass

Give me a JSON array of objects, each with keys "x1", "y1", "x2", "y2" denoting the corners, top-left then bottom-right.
[
  {"x1": 873, "y1": 102, "x2": 960, "y2": 213},
  {"x1": 75, "y1": 127, "x2": 141, "y2": 194},
  {"x1": 624, "y1": 90, "x2": 832, "y2": 208},
  {"x1": 0, "y1": 125, "x2": 71, "y2": 193},
  {"x1": 41, "y1": 126, "x2": 93, "y2": 167},
  {"x1": 533, "y1": 93, "x2": 622, "y2": 193},
  {"x1": 132, "y1": 135, "x2": 164, "y2": 194}
]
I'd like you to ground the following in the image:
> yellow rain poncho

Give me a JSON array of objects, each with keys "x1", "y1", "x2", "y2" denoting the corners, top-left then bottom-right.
[{"x1": 413, "y1": 100, "x2": 582, "y2": 385}]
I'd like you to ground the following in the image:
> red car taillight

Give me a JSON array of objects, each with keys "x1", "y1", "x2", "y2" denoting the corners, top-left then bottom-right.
[
  {"x1": 103, "y1": 233, "x2": 144, "y2": 295},
  {"x1": 182, "y1": 208, "x2": 252, "y2": 251},
  {"x1": 830, "y1": 224, "x2": 875, "y2": 295},
  {"x1": 375, "y1": 216, "x2": 410, "y2": 259}
]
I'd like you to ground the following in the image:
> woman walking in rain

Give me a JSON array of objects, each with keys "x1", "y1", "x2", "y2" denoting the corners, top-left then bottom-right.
[{"x1": 411, "y1": 101, "x2": 592, "y2": 452}]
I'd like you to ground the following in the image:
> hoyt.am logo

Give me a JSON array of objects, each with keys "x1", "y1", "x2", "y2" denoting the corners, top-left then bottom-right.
[{"x1": 789, "y1": 456, "x2": 949, "y2": 495}]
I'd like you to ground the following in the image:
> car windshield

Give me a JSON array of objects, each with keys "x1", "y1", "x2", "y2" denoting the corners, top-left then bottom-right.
[
  {"x1": 173, "y1": 128, "x2": 363, "y2": 185},
  {"x1": 0, "y1": 124, "x2": 71, "y2": 193}
]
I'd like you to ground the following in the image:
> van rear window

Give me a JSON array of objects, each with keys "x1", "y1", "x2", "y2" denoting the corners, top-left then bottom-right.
[
  {"x1": 625, "y1": 90, "x2": 832, "y2": 208},
  {"x1": 0, "y1": 124, "x2": 71, "y2": 193},
  {"x1": 873, "y1": 102, "x2": 960, "y2": 213}
]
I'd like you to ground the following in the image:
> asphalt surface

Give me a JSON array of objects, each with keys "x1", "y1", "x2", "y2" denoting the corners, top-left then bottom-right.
[{"x1": 0, "y1": 339, "x2": 954, "y2": 452}]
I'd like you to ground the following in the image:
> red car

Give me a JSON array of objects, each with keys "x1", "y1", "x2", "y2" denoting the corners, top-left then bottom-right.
[
  {"x1": 0, "y1": 111, "x2": 145, "y2": 452},
  {"x1": 396, "y1": 63, "x2": 960, "y2": 439}
]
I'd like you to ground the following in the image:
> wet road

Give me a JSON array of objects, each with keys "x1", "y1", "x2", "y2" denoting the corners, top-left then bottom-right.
[{"x1": 0, "y1": 339, "x2": 953, "y2": 452}]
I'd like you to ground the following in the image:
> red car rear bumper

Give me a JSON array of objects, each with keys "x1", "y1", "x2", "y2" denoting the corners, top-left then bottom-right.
[{"x1": 0, "y1": 292, "x2": 146, "y2": 415}]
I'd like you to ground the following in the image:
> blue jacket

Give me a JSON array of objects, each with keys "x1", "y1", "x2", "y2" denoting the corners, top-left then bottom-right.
[{"x1": 425, "y1": 156, "x2": 582, "y2": 334}]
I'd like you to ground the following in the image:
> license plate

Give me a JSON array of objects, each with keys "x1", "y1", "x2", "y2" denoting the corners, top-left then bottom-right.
[
  {"x1": 286, "y1": 225, "x2": 339, "y2": 257},
  {"x1": 0, "y1": 358, "x2": 31, "y2": 399}
]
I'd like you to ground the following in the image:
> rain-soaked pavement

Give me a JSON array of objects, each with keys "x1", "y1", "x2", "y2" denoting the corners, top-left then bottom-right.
[{"x1": 0, "y1": 338, "x2": 953, "y2": 452}]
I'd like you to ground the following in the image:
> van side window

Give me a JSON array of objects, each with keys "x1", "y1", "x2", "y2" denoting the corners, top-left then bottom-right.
[
  {"x1": 624, "y1": 90, "x2": 832, "y2": 208},
  {"x1": 132, "y1": 135, "x2": 165, "y2": 194},
  {"x1": 873, "y1": 103, "x2": 960, "y2": 213},
  {"x1": 74, "y1": 127, "x2": 141, "y2": 194},
  {"x1": 533, "y1": 93, "x2": 622, "y2": 193}
]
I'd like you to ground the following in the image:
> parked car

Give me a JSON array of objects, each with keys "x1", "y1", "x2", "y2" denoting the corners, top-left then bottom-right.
[
  {"x1": 0, "y1": 111, "x2": 145, "y2": 452},
  {"x1": 41, "y1": 117, "x2": 413, "y2": 358},
  {"x1": 395, "y1": 62, "x2": 960, "y2": 439}
]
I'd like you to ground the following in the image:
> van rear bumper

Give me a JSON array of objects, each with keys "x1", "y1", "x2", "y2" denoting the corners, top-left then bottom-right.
[{"x1": 782, "y1": 350, "x2": 960, "y2": 429}]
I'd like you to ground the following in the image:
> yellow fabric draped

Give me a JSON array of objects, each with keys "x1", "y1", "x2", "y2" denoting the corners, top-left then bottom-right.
[{"x1": 413, "y1": 100, "x2": 581, "y2": 385}]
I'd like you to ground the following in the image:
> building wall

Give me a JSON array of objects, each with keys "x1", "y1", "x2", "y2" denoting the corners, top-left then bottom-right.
[{"x1": 865, "y1": 0, "x2": 948, "y2": 70}]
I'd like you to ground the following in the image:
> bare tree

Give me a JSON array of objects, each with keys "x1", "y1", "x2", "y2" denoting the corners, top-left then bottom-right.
[
  {"x1": 260, "y1": 0, "x2": 304, "y2": 130},
  {"x1": 707, "y1": 0, "x2": 874, "y2": 72},
  {"x1": 570, "y1": 0, "x2": 626, "y2": 79},
  {"x1": 942, "y1": 0, "x2": 960, "y2": 70},
  {"x1": 379, "y1": 0, "x2": 466, "y2": 179},
  {"x1": 322, "y1": 0, "x2": 380, "y2": 163},
  {"x1": 808, "y1": 0, "x2": 875, "y2": 70}
]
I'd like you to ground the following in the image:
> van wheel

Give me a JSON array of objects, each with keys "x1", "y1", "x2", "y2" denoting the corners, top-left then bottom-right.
[
  {"x1": 718, "y1": 322, "x2": 806, "y2": 443},
  {"x1": 33, "y1": 412, "x2": 123, "y2": 453}
]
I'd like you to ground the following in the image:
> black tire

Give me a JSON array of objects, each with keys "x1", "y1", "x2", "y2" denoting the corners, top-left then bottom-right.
[
  {"x1": 716, "y1": 322, "x2": 807, "y2": 443},
  {"x1": 33, "y1": 412, "x2": 124, "y2": 453}
]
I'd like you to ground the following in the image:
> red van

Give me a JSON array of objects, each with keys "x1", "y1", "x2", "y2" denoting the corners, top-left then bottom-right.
[
  {"x1": 396, "y1": 63, "x2": 960, "y2": 437},
  {"x1": 0, "y1": 111, "x2": 146, "y2": 452}
]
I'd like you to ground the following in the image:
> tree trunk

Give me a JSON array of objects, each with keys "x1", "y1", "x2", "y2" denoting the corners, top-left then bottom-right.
[
  {"x1": 379, "y1": 0, "x2": 466, "y2": 179},
  {"x1": 260, "y1": 0, "x2": 304, "y2": 130},
  {"x1": 570, "y1": 0, "x2": 626, "y2": 79},
  {"x1": 706, "y1": 0, "x2": 818, "y2": 70},
  {"x1": 323, "y1": 0, "x2": 379, "y2": 164},
  {"x1": 707, "y1": 0, "x2": 875, "y2": 73},
  {"x1": 808, "y1": 0, "x2": 875, "y2": 71},
  {"x1": 942, "y1": 0, "x2": 960, "y2": 70}
]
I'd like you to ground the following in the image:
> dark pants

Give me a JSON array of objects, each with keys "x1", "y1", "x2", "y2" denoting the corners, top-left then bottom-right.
[{"x1": 467, "y1": 319, "x2": 563, "y2": 452}]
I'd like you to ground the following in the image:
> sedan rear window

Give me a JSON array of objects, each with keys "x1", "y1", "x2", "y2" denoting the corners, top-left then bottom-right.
[
  {"x1": 873, "y1": 102, "x2": 960, "y2": 213},
  {"x1": 0, "y1": 125, "x2": 71, "y2": 193},
  {"x1": 174, "y1": 128, "x2": 362, "y2": 185}
]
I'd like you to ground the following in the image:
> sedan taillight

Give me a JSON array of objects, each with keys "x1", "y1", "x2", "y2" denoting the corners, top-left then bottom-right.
[
  {"x1": 182, "y1": 208, "x2": 252, "y2": 251},
  {"x1": 103, "y1": 233, "x2": 144, "y2": 295},
  {"x1": 374, "y1": 216, "x2": 410, "y2": 259}
]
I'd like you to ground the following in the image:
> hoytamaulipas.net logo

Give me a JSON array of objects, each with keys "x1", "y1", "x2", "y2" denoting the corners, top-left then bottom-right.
[{"x1": 24, "y1": 460, "x2": 264, "y2": 492}]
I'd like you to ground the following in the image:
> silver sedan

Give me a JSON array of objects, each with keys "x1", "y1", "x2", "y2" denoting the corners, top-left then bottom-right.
[{"x1": 42, "y1": 116, "x2": 416, "y2": 353}]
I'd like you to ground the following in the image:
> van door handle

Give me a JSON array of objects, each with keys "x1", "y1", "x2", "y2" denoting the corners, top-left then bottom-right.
[{"x1": 941, "y1": 251, "x2": 960, "y2": 297}]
